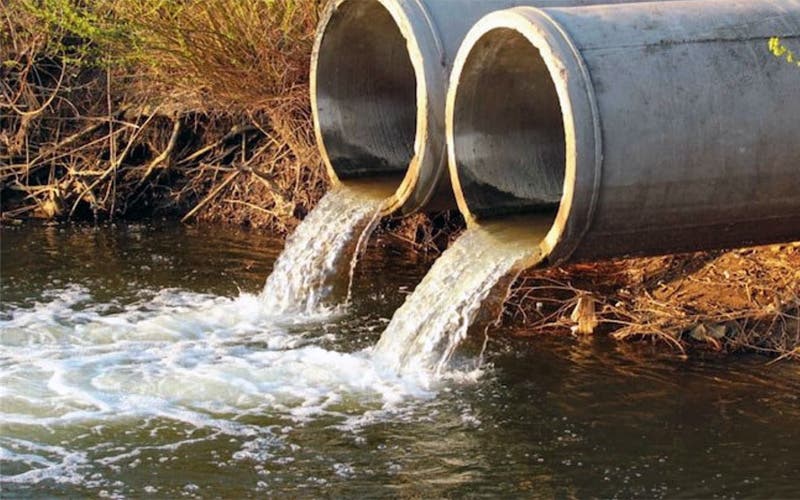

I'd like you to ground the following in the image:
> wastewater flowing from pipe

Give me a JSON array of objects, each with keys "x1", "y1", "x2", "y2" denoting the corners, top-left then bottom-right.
[
  {"x1": 373, "y1": 217, "x2": 548, "y2": 377},
  {"x1": 0, "y1": 213, "x2": 548, "y2": 488},
  {"x1": 260, "y1": 185, "x2": 385, "y2": 315}
]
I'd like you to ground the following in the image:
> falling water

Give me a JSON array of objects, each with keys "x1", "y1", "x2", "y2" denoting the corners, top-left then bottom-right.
[
  {"x1": 373, "y1": 218, "x2": 548, "y2": 377},
  {"x1": 261, "y1": 186, "x2": 385, "y2": 315}
]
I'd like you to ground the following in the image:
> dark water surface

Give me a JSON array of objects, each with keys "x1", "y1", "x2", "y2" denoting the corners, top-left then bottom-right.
[{"x1": 1, "y1": 223, "x2": 798, "y2": 498}]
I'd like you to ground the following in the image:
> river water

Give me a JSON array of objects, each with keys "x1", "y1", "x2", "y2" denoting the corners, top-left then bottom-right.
[{"x1": 2, "y1": 223, "x2": 799, "y2": 497}]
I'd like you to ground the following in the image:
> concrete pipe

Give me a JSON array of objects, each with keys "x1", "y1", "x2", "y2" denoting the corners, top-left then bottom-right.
[
  {"x1": 311, "y1": 0, "x2": 680, "y2": 215},
  {"x1": 447, "y1": 0, "x2": 800, "y2": 264}
]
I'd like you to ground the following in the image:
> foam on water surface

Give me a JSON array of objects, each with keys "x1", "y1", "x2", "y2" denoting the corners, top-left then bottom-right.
[
  {"x1": 4, "y1": 219, "x2": 798, "y2": 498},
  {"x1": 0, "y1": 185, "x2": 399, "y2": 489},
  {"x1": 0, "y1": 285, "x2": 436, "y2": 422},
  {"x1": 0, "y1": 283, "x2": 450, "y2": 486}
]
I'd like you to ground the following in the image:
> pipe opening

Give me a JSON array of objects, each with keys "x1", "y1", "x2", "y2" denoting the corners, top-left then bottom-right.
[
  {"x1": 452, "y1": 28, "x2": 565, "y2": 225},
  {"x1": 315, "y1": 0, "x2": 417, "y2": 190}
]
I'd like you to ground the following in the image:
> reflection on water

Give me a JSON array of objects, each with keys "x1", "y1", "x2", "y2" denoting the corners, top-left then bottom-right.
[{"x1": 1, "y1": 223, "x2": 799, "y2": 498}]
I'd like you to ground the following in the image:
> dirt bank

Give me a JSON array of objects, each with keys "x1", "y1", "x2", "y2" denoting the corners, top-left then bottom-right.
[{"x1": 504, "y1": 244, "x2": 800, "y2": 360}]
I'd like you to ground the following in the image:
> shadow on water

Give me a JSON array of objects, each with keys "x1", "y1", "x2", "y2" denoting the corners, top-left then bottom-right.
[{"x1": 1, "y1": 222, "x2": 798, "y2": 498}]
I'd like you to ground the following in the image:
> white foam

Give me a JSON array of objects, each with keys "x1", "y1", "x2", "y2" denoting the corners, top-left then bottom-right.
[
  {"x1": 1, "y1": 200, "x2": 546, "y2": 490},
  {"x1": 0, "y1": 282, "x2": 461, "y2": 485},
  {"x1": 0, "y1": 439, "x2": 89, "y2": 485}
]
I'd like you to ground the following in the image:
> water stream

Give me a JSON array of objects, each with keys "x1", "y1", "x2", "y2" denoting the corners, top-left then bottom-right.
[
  {"x1": 261, "y1": 186, "x2": 384, "y2": 315},
  {"x1": 374, "y1": 218, "x2": 547, "y2": 377}
]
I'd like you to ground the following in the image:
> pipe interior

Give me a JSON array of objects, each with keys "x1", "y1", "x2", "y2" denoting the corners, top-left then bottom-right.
[
  {"x1": 452, "y1": 28, "x2": 565, "y2": 222},
  {"x1": 315, "y1": 0, "x2": 417, "y2": 186}
]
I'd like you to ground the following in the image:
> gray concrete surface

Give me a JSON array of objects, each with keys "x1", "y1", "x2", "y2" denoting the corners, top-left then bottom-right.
[{"x1": 447, "y1": 0, "x2": 800, "y2": 263}]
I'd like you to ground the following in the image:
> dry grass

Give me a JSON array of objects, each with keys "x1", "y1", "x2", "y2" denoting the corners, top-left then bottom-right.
[
  {"x1": 504, "y1": 243, "x2": 800, "y2": 360},
  {"x1": 375, "y1": 211, "x2": 466, "y2": 255},
  {"x1": 2, "y1": 0, "x2": 324, "y2": 231}
]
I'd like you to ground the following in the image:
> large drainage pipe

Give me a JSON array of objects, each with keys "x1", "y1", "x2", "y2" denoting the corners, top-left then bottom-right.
[
  {"x1": 447, "y1": 0, "x2": 800, "y2": 264},
  {"x1": 311, "y1": 0, "x2": 683, "y2": 215}
]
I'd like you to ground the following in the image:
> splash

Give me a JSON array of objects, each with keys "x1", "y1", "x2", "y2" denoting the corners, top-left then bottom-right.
[
  {"x1": 261, "y1": 186, "x2": 383, "y2": 315},
  {"x1": 0, "y1": 284, "x2": 448, "y2": 487},
  {"x1": 374, "y1": 218, "x2": 547, "y2": 377},
  {"x1": 0, "y1": 286, "x2": 431, "y2": 425}
]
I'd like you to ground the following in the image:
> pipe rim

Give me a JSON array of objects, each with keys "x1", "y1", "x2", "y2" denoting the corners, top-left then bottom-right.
[
  {"x1": 310, "y1": 0, "x2": 445, "y2": 215},
  {"x1": 446, "y1": 6, "x2": 603, "y2": 265}
]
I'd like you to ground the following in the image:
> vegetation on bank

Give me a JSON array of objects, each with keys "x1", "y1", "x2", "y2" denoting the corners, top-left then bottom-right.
[
  {"x1": 2, "y1": 0, "x2": 323, "y2": 232},
  {"x1": 506, "y1": 244, "x2": 800, "y2": 361},
  {"x1": 2, "y1": 1, "x2": 797, "y2": 359},
  {"x1": 769, "y1": 37, "x2": 800, "y2": 68}
]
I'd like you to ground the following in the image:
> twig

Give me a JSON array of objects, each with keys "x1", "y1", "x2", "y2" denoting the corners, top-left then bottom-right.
[
  {"x1": 175, "y1": 125, "x2": 257, "y2": 166},
  {"x1": 181, "y1": 169, "x2": 240, "y2": 222},
  {"x1": 2, "y1": 60, "x2": 66, "y2": 117},
  {"x1": 136, "y1": 117, "x2": 182, "y2": 188},
  {"x1": 67, "y1": 111, "x2": 161, "y2": 217},
  {"x1": 222, "y1": 198, "x2": 274, "y2": 215}
]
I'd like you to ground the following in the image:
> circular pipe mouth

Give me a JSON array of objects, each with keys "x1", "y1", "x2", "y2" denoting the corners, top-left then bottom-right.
[
  {"x1": 311, "y1": 0, "x2": 430, "y2": 214},
  {"x1": 447, "y1": 8, "x2": 602, "y2": 265}
]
